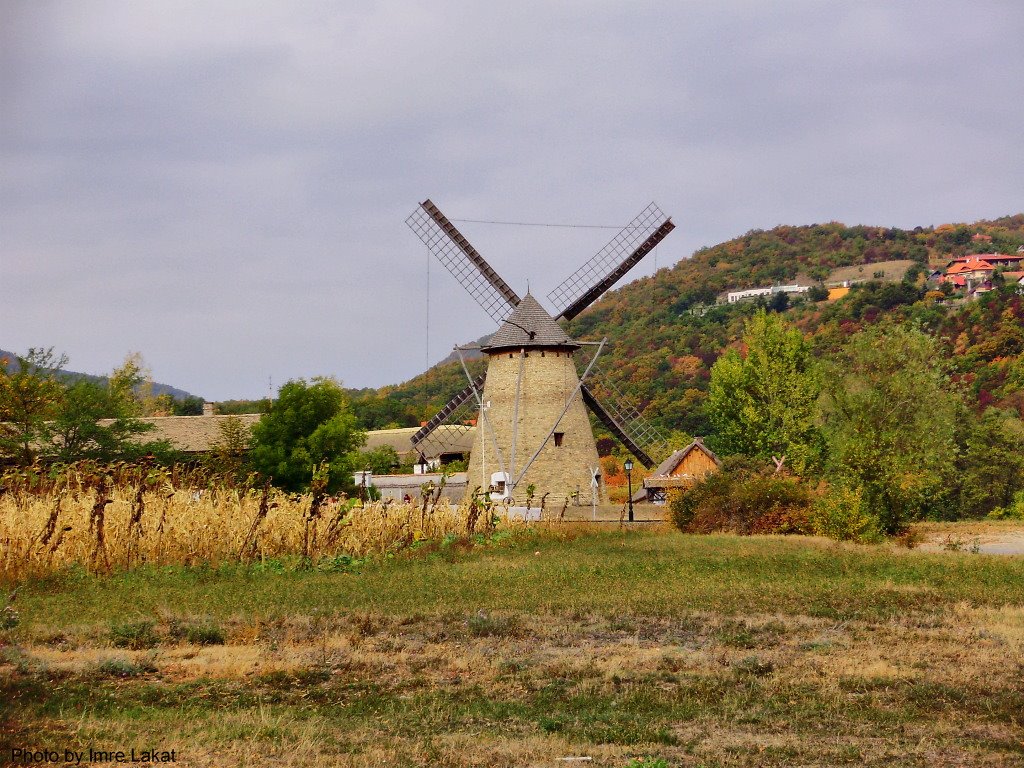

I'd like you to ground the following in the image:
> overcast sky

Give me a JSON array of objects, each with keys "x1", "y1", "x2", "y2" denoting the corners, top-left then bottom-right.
[{"x1": 2, "y1": 1, "x2": 1023, "y2": 400}]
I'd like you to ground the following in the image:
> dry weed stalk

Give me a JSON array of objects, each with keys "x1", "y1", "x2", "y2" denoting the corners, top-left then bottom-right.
[
  {"x1": 88, "y1": 479, "x2": 112, "y2": 573},
  {"x1": 239, "y1": 481, "x2": 272, "y2": 561},
  {"x1": 303, "y1": 464, "x2": 330, "y2": 560},
  {"x1": 125, "y1": 475, "x2": 146, "y2": 569},
  {"x1": 0, "y1": 472, "x2": 493, "y2": 582},
  {"x1": 36, "y1": 492, "x2": 62, "y2": 550}
]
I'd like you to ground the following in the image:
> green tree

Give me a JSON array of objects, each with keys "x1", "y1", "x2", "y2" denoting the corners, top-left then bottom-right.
[
  {"x1": 356, "y1": 445, "x2": 401, "y2": 475},
  {"x1": 707, "y1": 311, "x2": 821, "y2": 473},
  {"x1": 205, "y1": 415, "x2": 253, "y2": 482},
  {"x1": 172, "y1": 396, "x2": 205, "y2": 416},
  {"x1": 247, "y1": 378, "x2": 366, "y2": 492},
  {"x1": 41, "y1": 378, "x2": 158, "y2": 463},
  {"x1": 953, "y1": 408, "x2": 1024, "y2": 518},
  {"x1": 820, "y1": 324, "x2": 959, "y2": 534},
  {"x1": 351, "y1": 395, "x2": 417, "y2": 430},
  {"x1": 807, "y1": 285, "x2": 829, "y2": 302},
  {"x1": 767, "y1": 290, "x2": 790, "y2": 313},
  {"x1": 106, "y1": 352, "x2": 154, "y2": 415},
  {"x1": 215, "y1": 398, "x2": 271, "y2": 415},
  {"x1": 0, "y1": 348, "x2": 67, "y2": 465}
]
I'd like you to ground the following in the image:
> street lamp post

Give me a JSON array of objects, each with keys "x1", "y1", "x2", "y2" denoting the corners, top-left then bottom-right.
[{"x1": 624, "y1": 458, "x2": 634, "y2": 522}]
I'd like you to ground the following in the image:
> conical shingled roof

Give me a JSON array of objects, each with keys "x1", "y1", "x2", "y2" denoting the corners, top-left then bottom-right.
[{"x1": 483, "y1": 293, "x2": 578, "y2": 352}]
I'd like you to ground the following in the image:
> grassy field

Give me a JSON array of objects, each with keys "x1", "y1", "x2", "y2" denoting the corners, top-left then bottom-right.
[
  {"x1": 827, "y1": 259, "x2": 916, "y2": 284},
  {"x1": 2, "y1": 528, "x2": 1023, "y2": 767}
]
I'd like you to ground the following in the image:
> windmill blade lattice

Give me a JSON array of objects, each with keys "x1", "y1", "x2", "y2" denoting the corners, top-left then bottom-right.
[
  {"x1": 414, "y1": 415, "x2": 479, "y2": 461},
  {"x1": 406, "y1": 200, "x2": 521, "y2": 325},
  {"x1": 549, "y1": 202, "x2": 674, "y2": 321},
  {"x1": 411, "y1": 373, "x2": 486, "y2": 447},
  {"x1": 581, "y1": 386, "x2": 654, "y2": 469},
  {"x1": 579, "y1": 357, "x2": 668, "y2": 468}
]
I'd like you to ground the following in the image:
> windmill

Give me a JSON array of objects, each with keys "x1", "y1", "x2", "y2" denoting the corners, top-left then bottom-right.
[{"x1": 406, "y1": 199, "x2": 675, "y2": 505}]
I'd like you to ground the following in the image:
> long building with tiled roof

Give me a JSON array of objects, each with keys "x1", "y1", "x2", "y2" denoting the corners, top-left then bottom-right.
[
  {"x1": 129, "y1": 414, "x2": 472, "y2": 462},
  {"x1": 104, "y1": 413, "x2": 263, "y2": 453}
]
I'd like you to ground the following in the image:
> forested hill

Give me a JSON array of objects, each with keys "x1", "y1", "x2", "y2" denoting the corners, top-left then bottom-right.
[
  {"x1": 0, "y1": 349, "x2": 197, "y2": 401},
  {"x1": 352, "y1": 214, "x2": 1024, "y2": 435}
]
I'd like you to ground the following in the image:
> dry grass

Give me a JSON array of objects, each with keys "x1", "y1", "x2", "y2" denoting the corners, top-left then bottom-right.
[
  {"x1": 3, "y1": 530, "x2": 1024, "y2": 766},
  {"x1": 5, "y1": 602, "x2": 1023, "y2": 766},
  {"x1": 0, "y1": 480, "x2": 487, "y2": 582},
  {"x1": 3, "y1": 499, "x2": 1023, "y2": 766},
  {"x1": 828, "y1": 259, "x2": 916, "y2": 284}
]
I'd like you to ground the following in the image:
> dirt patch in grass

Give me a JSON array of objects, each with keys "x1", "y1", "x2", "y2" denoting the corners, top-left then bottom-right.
[{"x1": 911, "y1": 521, "x2": 1024, "y2": 555}]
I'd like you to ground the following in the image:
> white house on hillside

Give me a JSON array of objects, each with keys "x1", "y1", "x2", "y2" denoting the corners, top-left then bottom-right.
[{"x1": 725, "y1": 284, "x2": 810, "y2": 304}]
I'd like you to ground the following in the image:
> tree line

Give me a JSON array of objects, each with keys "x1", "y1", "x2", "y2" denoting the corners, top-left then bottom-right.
[
  {"x1": 681, "y1": 309, "x2": 1024, "y2": 539},
  {"x1": 0, "y1": 351, "x2": 395, "y2": 496},
  {"x1": 0, "y1": 349, "x2": 174, "y2": 465}
]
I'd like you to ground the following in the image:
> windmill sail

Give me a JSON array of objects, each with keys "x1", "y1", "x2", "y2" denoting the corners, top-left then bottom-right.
[
  {"x1": 406, "y1": 200, "x2": 521, "y2": 324},
  {"x1": 581, "y1": 385, "x2": 658, "y2": 469},
  {"x1": 410, "y1": 373, "x2": 486, "y2": 447},
  {"x1": 549, "y1": 203, "x2": 674, "y2": 321},
  {"x1": 403, "y1": 196, "x2": 675, "y2": 499}
]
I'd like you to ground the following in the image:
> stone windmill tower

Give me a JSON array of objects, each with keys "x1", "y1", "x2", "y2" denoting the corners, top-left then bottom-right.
[{"x1": 406, "y1": 200, "x2": 675, "y2": 505}]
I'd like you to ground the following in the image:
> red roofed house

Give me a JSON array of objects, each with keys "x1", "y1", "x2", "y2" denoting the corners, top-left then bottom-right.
[
  {"x1": 941, "y1": 255, "x2": 1024, "y2": 297},
  {"x1": 948, "y1": 253, "x2": 1024, "y2": 269},
  {"x1": 945, "y1": 275, "x2": 967, "y2": 289},
  {"x1": 945, "y1": 258, "x2": 995, "y2": 281}
]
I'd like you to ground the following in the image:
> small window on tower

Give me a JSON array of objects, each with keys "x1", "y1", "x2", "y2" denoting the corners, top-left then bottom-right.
[{"x1": 554, "y1": 432, "x2": 564, "y2": 447}]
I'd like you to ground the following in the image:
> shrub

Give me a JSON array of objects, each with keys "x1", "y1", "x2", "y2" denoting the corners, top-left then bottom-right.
[
  {"x1": 810, "y1": 484, "x2": 881, "y2": 542},
  {"x1": 94, "y1": 656, "x2": 156, "y2": 678},
  {"x1": 0, "y1": 605, "x2": 19, "y2": 631},
  {"x1": 989, "y1": 491, "x2": 1024, "y2": 520},
  {"x1": 733, "y1": 655, "x2": 775, "y2": 678},
  {"x1": 109, "y1": 620, "x2": 160, "y2": 649},
  {"x1": 467, "y1": 612, "x2": 519, "y2": 638},
  {"x1": 169, "y1": 619, "x2": 225, "y2": 646},
  {"x1": 670, "y1": 460, "x2": 813, "y2": 535}
]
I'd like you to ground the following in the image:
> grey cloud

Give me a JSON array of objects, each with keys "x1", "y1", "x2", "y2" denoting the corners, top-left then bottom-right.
[{"x1": 2, "y1": 1, "x2": 1023, "y2": 398}]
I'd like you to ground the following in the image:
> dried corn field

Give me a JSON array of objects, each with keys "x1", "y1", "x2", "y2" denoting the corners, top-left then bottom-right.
[{"x1": 0, "y1": 474, "x2": 490, "y2": 582}]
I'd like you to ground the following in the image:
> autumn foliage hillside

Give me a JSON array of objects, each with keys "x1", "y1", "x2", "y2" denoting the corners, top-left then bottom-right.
[{"x1": 363, "y1": 214, "x2": 1024, "y2": 438}]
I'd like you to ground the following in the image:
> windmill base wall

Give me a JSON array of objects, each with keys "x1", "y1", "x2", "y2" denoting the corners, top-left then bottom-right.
[{"x1": 466, "y1": 349, "x2": 606, "y2": 508}]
